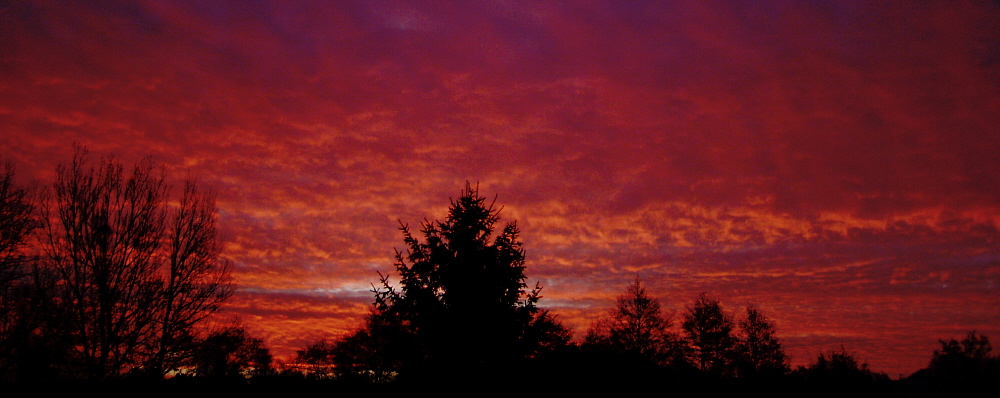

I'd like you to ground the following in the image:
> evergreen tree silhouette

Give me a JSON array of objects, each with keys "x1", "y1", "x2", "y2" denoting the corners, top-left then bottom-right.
[
  {"x1": 735, "y1": 305, "x2": 789, "y2": 378},
  {"x1": 584, "y1": 278, "x2": 685, "y2": 367},
  {"x1": 682, "y1": 293, "x2": 737, "y2": 378},
  {"x1": 344, "y1": 183, "x2": 568, "y2": 381}
]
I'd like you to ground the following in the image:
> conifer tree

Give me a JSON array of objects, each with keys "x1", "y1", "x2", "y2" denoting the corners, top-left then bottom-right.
[
  {"x1": 682, "y1": 293, "x2": 736, "y2": 377},
  {"x1": 736, "y1": 305, "x2": 788, "y2": 377},
  {"x1": 585, "y1": 278, "x2": 682, "y2": 366},
  {"x1": 349, "y1": 183, "x2": 569, "y2": 379}
]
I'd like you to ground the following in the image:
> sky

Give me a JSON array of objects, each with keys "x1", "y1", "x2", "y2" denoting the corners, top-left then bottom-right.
[{"x1": 2, "y1": 0, "x2": 999, "y2": 377}]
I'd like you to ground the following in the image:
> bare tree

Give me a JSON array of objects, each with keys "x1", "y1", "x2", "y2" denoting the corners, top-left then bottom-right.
[
  {"x1": 42, "y1": 150, "x2": 165, "y2": 379},
  {"x1": 41, "y1": 147, "x2": 232, "y2": 379},
  {"x1": 147, "y1": 180, "x2": 233, "y2": 376}
]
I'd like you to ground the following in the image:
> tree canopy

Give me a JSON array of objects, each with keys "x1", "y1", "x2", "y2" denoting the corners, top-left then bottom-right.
[
  {"x1": 191, "y1": 323, "x2": 272, "y2": 379},
  {"x1": 584, "y1": 278, "x2": 683, "y2": 367},
  {"x1": 0, "y1": 161, "x2": 45, "y2": 381},
  {"x1": 795, "y1": 346, "x2": 888, "y2": 384},
  {"x1": 357, "y1": 183, "x2": 569, "y2": 379},
  {"x1": 736, "y1": 305, "x2": 789, "y2": 377},
  {"x1": 927, "y1": 331, "x2": 999, "y2": 381},
  {"x1": 682, "y1": 293, "x2": 737, "y2": 378},
  {"x1": 37, "y1": 148, "x2": 233, "y2": 380}
]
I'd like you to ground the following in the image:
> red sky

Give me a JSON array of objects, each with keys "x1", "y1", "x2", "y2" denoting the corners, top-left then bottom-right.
[{"x1": 2, "y1": 1, "x2": 999, "y2": 377}]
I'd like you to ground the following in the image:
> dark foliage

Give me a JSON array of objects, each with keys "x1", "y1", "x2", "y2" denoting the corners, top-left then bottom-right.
[
  {"x1": 682, "y1": 293, "x2": 738, "y2": 378},
  {"x1": 0, "y1": 162, "x2": 35, "y2": 299},
  {"x1": 902, "y1": 331, "x2": 999, "y2": 395},
  {"x1": 735, "y1": 305, "x2": 789, "y2": 378},
  {"x1": 190, "y1": 324, "x2": 272, "y2": 379},
  {"x1": 583, "y1": 278, "x2": 687, "y2": 368},
  {"x1": 927, "y1": 331, "x2": 999, "y2": 381},
  {"x1": 0, "y1": 163, "x2": 61, "y2": 382},
  {"x1": 293, "y1": 339, "x2": 337, "y2": 377},
  {"x1": 327, "y1": 312, "x2": 416, "y2": 382},
  {"x1": 787, "y1": 347, "x2": 893, "y2": 397},
  {"x1": 897, "y1": 332, "x2": 994, "y2": 390},
  {"x1": 795, "y1": 347, "x2": 889, "y2": 384},
  {"x1": 333, "y1": 183, "x2": 570, "y2": 381}
]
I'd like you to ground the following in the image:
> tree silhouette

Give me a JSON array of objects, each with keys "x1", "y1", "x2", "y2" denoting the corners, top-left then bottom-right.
[
  {"x1": 735, "y1": 305, "x2": 789, "y2": 377},
  {"x1": 147, "y1": 180, "x2": 233, "y2": 377},
  {"x1": 0, "y1": 161, "x2": 49, "y2": 381},
  {"x1": 190, "y1": 324, "x2": 271, "y2": 379},
  {"x1": 40, "y1": 147, "x2": 232, "y2": 380},
  {"x1": 927, "y1": 331, "x2": 999, "y2": 381},
  {"x1": 317, "y1": 310, "x2": 419, "y2": 382},
  {"x1": 584, "y1": 278, "x2": 684, "y2": 367},
  {"x1": 795, "y1": 346, "x2": 888, "y2": 384},
  {"x1": 682, "y1": 293, "x2": 737, "y2": 377},
  {"x1": 294, "y1": 339, "x2": 337, "y2": 378},
  {"x1": 369, "y1": 183, "x2": 568, "y2": 378},
  {"x1": 0, "y1": 162, "x2": 35, "y2": 298}
]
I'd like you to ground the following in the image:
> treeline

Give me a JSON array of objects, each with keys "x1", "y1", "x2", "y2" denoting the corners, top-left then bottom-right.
[
  {"x1": 2, "y1": 151, "x2": 998, "y2": 393},
  {"x1": 0, "y1": 148, "x2": 258, "y2": 383},
  {"x1": 284, "y1": 184, "x2": 999, "y2": 394}
]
